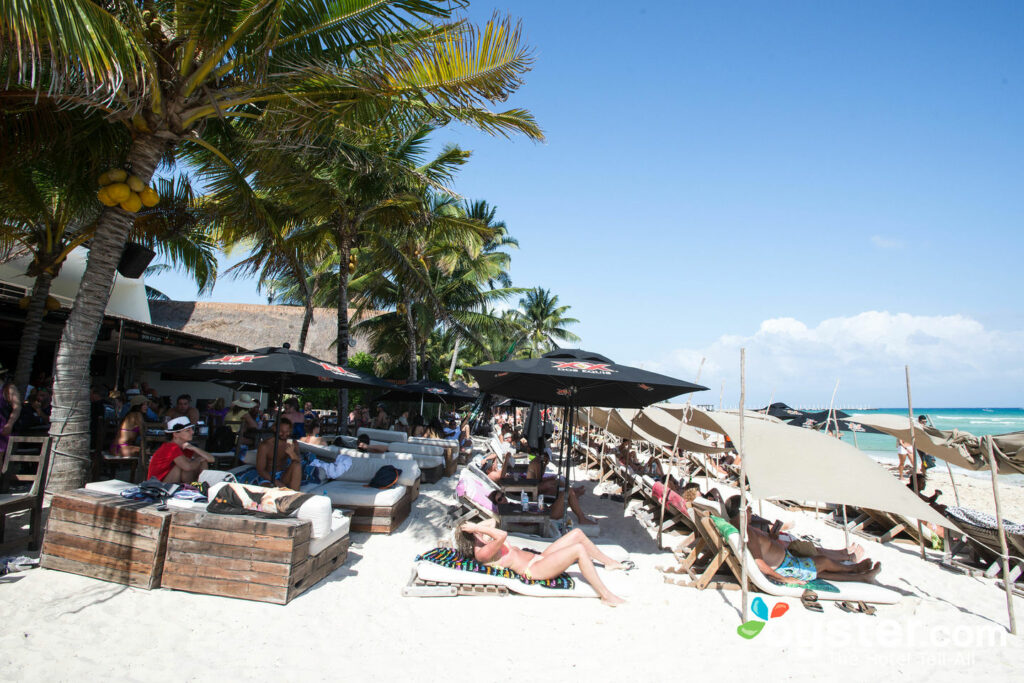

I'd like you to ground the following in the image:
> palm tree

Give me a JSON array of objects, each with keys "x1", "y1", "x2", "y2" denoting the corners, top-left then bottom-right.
[
  {"x1": 4, "y1": 1, "x2": 542, "y2": 489},
  {"x1": 516, "y1": 288, "x2": 581, "y2": 357}
]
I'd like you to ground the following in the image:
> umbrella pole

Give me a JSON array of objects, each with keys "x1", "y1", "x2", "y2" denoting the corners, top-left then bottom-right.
[
  {"x1": 985, "y1": 436, "x2": 1018, "y2": 635},
  {"x1": 905, "y1": 366, "x2": 928, "y2": 560},
  {"x1": 826, "y1": 380, "x2": 846, "y2": 543},
  {"x1": 658, "y1": 407, "x2": 688, "y2": 548},
  {"x1": 738, "y1": 348, "x2": 750, "y2": 624},
  {"x1": 624, "y1": 411, "x2": 639, "y2": 511},
  {"x1": 599, "y1": 410, "x2": 612, "y2": 482}
]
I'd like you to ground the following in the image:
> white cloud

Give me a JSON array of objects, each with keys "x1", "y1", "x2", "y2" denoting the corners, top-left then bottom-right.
[
  {"x1": 870, "y1": 235, "x2": 905, "y2": 249},
  {"x1": 635, "y1": 312, "x2": 1024, "y2": 407}
]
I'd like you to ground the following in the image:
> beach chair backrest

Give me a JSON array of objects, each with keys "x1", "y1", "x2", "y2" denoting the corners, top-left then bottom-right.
[
  {"x1": 357, "y1": 427, "x2": 407, "y2": 443},
  {"x1": 1, "y1": 435, "x2": 51, "y2": 497}
]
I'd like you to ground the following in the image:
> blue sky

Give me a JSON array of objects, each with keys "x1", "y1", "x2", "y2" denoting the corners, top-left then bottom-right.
[{"x1": 148, "y1": 1, "x2": 1024, "y2": 407}]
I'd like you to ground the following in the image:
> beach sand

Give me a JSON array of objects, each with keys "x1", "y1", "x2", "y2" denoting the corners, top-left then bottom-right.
[{"x1": 2, "y1": 469, "x2": 1023, "y2": 681}]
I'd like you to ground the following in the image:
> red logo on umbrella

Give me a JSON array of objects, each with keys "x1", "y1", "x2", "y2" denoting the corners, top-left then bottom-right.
[
  {"x1": 202, "y1": 354, "x2": 267, "y2": 365},
  {"x1": 637, "y1": 383, "x2": 653, "y2": 391},
  {"x1": 427, "y1": 387, "x2": 445, "y2": 394},
  {"x1": 313, "y1": 361, "x2": 358, "y2": 378},
  {"x1": 551, "y1": 361, "x2": 614, "y2": 373}
]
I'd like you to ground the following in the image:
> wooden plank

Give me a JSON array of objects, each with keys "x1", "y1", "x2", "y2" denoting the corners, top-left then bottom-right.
[
  {"x1": 163, "y1": 559, "x2": 290, "y2": 587},
  {"x1": 42, "y1": 530, "x2": 157, "y2": 564},
  {"x1": 165, "y1": 537, "x2": 294, "y2": 564},
  {"x1": 40, "y1": 540, "x2": 156, "y2": 576},
  {"x1": 160, "y1": 571, "x2": 289, "y2": 604},
  {"x1": 40, "y1": 554, "x2": 157, "y2": 589},
  {"x1": 50, "y1": 493, "x2": 168, "y2": 528},
  {"x1": 47, "y1": 507, "x2": 167, "y2": 540},
  {"x1": 45, "y1": 518, "x2": 160, "y2": 552},
  {"x1": 165, "y1": 549, "x2": 292, "y2": 578},
  {"x1": 168, "y1": 525, "x2": 297, "y2": 551},
  {"x1": 171, "y1": 510, "x2": 308, "y2": 540}
]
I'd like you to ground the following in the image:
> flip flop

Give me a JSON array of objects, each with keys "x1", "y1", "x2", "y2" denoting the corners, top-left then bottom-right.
[
  {"x1": 617, "y1": 559, "x2": 637, "y2": 572},
  {"x1": 801, "y1": 590, "x2": 823, "y2": 613},
  {"x1": 836, "y1": 600, "x2": 877, "y2": 615}
]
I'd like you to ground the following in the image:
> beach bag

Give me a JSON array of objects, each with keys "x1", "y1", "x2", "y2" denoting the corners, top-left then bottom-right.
[
  {"x1": 365, "y1": 465, "x2": 401, "y2": 490},
  {"x1": 205, "y1": 425, "x2": 237, "y2": 453}
]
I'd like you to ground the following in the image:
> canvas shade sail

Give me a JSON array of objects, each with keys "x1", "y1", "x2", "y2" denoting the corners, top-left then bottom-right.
[
  {"x1": 634, "y1": 406, "x2": 727, "y2": 453},
  {"x1": 844, "y1": 414, "x2": 987, "y2": 472},
  {"x1": 700, "y1": 411, "x2": 950, "y2": 528},
  {"x1": 944, "y1": 430, "x2": 1024, "y2": 475},
  {"x1": 659, "y1": 404, "x2": 780, "y2": 434}
]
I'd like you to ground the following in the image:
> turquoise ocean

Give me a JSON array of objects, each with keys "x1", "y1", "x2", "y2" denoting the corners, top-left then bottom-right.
[{"x1": 844, "y1": 408, "x2": 1024, "y2": 482}]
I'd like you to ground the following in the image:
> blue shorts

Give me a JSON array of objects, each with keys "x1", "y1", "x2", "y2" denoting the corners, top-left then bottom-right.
[{"x1": 776, "y1": 550, "x2": 817, "y2": 582}]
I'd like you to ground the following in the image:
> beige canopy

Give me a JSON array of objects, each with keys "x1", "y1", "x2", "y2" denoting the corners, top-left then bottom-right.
[
  {"x1": 635, "y1": 406, "x2": 727, "y2": 453},
  {"x1": 843, "y1": 413, "x2": 986, "y2": 472},
  {"x1": 703, "y1": 411, "x2": 950, "y2": 528}
]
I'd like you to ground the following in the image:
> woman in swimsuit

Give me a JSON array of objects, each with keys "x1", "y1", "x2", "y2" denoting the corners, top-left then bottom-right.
[
  {"x1": 114, "y1": 398, "x2": 147, "y2": 458},
  {"x1": 455, "y1": 519, "x2": 628, "y2": 606}
]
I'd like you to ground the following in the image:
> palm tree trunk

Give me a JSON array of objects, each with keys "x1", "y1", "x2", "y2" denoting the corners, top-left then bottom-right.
[
  {"x1": 13, "y1": 270, "x2": 55, "y2": 392},
  {"x1": 47, "y1": 135, "x2": 168, "y2": 492},
  {"x1": 296, "y1": 272, "x2": 319, "y2": 353},
  {"x1": 404, "y1": 293, "x2": 417, "y2": 382},
  {"x1": 336, "y1": 234, "x2": 351, "y2": 431}
]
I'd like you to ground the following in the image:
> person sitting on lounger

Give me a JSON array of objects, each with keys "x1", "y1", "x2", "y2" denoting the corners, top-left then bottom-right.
[
  {"x1": 616, "y1": 439, "x2": 641, "y2": 471},
  {"x1": 299, "y1": 417, "x2": 327, "y2": 446},
  {"x1": 147, "y1": 417, "x2": 214, "y2": 483},
  {"x1": 455, "y1": 518, "x2": 628, "y2": 606},
  {"x1": 356, "y1": 433, "x2": 389, "y2": 453},
  {"x1": 525, "y1": 451, "x2": 597, "y2": 525},
  {"x1": 255, "y1": 417, "x2": 303, "y2": 490},
  {"x1": 725, "y1": 496, "x2": 880, "y2": 584}
]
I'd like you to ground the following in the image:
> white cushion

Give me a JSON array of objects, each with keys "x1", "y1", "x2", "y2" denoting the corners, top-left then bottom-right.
[
  {"x1": 329, "y1": 455, "x2": 420, "y2": 487},
  {"x1": 376, "y1": 441, "x2": 444, "y2": 457},
  {"x1": 339, "y1": 446, "x2": 443, "y2": 471},
  {"x1": 357, "y1": 427, "x2": 408, "y2": 443},
  {"x1": 207, "y1": 481, "x2": 333, "y2": 539},
  {"x1": 84, "y1": 479, "x2": 136, "y2": 495},
  {"x1": 310, "y1": 511, "x2": 351, "y2": 556},
  {"x1": 304, "y1": 481, "x2": 407, "y2": 507},
  {"x1": 408, "y1": 436, "x2": 459, "y2": 449}
]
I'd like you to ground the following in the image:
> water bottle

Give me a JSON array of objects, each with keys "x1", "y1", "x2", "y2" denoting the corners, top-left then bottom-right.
[
  {"x1": 520, "y1": 491, "x2": 528, "y2": 512},
  {"x1": 239, "y1": 444, "x2": 248, "y2": 465}
]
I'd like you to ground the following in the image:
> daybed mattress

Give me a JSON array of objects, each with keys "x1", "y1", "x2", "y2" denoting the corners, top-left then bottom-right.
[{"x1": 301, "y1": 481, "x2": 407, "y2": 508}]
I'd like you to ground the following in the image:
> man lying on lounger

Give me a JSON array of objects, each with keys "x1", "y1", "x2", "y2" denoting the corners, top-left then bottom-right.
[{"x1": 725, "y1": 496, "x2": 881, "y2": 585}]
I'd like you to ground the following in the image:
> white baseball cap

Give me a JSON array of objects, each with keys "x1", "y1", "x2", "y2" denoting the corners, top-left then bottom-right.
[{"x1": 166, "y1": 416, "x2": 196, "y2": 433}]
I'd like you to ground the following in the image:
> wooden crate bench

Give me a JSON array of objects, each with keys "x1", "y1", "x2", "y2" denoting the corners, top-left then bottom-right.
[
  {"x1": 341, "y1": 487, "x2": 412, "y2": 534},
  {"x1": 161, "y1": 510, "x2": 349, "y2": 604},
  {"x1": 40, "y1": 489, "x2": 173, "y2": 589}
]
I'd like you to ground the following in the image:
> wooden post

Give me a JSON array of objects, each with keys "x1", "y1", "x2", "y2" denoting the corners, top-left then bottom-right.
[
  {"x1": 985, "y1": 436, "x2": 1018, "y2": 635},
  {"x1": 719, "y1": 380, "x2": 725, "y2": 411},
  {"x1": 738, "y1": 348, "x2": 749, "y2": 624},
  {"x1": 905, "y1": 366, "x2": 928, "y2": 560},
  {"x1": 657, "y1": 358, "x2": 704, "y2": 547}
]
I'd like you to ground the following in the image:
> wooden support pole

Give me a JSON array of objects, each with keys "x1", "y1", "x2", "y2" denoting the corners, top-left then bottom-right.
[
  {"x1": 985, "y1": 436, "x2": 1018, "y2": 635},
  {"x1": 905, "y1": 366, "x2": 928, "y2": 560},
  {"x1": 738, "y1": 348, "x2": 749, "y2": 624}
]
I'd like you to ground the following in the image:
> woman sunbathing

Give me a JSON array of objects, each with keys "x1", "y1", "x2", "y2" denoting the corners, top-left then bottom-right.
[{"x1": 456, "y1": 519, "x2": 628, "y2": 606}]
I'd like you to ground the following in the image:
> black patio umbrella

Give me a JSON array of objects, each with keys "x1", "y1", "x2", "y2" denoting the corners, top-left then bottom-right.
[
  {"x1": 377, "y1": 379, "x2": 477, "y2": 405},
  {"x1": 758, "y1": 402, "x2": 808, "y2": 420},
  {"x1": 151, "y1": 344, "x2": 392, "y2": 482},
  {"x1": 467, "y1": 348, "x2": 707, "y2": 408},
  {"x1": 468, "y1": 348, "x2": 707, "y2": 519},
  {"x1": 790, "y1": 416, "x2": 883, "y2": 435}
]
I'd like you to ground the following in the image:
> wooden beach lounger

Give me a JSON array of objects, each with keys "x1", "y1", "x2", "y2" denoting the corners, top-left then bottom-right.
[
  {"x1": 850, "y1": 507, "x2": 927, "y2": 546},
  {"x1": 662, "y1": 506, "x2": 901, "y2": 604}
]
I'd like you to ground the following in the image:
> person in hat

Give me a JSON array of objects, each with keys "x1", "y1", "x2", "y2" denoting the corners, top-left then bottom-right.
[
  {"x1": 226, "y1": 394, "x2": 261, "y2": 447},
  {"x1": 147, "y1": 417, "x2": 214, "y2": 483},
  {"x1": 113, "y1": 394, "x2": 150, "y2": 458}
]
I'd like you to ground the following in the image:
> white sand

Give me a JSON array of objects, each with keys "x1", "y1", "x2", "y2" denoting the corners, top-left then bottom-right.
[{"x1": 2, "y1": 470, "x2": 1023, "y2": 681}]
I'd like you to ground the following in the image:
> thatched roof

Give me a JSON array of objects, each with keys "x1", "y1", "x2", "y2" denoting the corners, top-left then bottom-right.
[{"x1": 148, "y1": 301, "x2": 374, "y2": 361}]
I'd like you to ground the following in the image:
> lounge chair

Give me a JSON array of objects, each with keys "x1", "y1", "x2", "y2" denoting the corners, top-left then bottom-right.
[
  {"x1": 663, "y1": 503, "x2": 900, "y2": 604},
  {"x1": 0, "y1": 435, "x2": 51, "y2": 551},
  {"x1": 850, "y1": 507, "x2": 927, "y2": 546}
]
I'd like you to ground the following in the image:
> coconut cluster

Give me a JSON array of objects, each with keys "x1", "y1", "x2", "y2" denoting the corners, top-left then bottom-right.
[
  {"x1": 348, "y1": 252, "x2": 358, "y2": 274},
  {"x1": 97, "y1": 169, "x2": 159, "y2": 213}
]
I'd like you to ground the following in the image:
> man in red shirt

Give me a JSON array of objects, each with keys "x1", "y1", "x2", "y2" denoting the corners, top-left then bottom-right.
[{"x1": 147, "y1": 416, "x2": 214, "y2": 483}]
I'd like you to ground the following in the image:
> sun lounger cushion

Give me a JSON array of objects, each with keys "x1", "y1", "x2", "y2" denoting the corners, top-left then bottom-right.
[
  {"x1": 456, "y1": 469, "x2": 497, "y2": 512},
  {"x1": 414, "y1": 558, "x2": 630, "y2": 598},
  {"x1": 357, "y1": 427, "x2": 407, "y2": 443},
  {"x1": 651, "y1": 482, "x2": 687, "y2": 515},
  {"x1": 374, "y1": 441, "x2": 444, "y2": 457},
  {"x1": 416, "y1": 547, "x2": 574, "y2": 588},
  {"x1": 945, "y1": 506, "x2": 1024, "y2": 535},
  {"x1": 204, "y1": 482, "x2": 335, "y2": 539},
  {"x1": 85, "y1": 479, "x2": 137, "y2": 495},
  {"x1": 302, "y1": 480, "x2": 407, "y2": 508},
  {"x1": 310, "y1": 511, "x2": 351, "y2": 556},
  {"x1": 709, "y1": 515, "x2": 900, "y2": 604},
  {"x1": 408, "y1": 436, "x2": 458, "y2": 449}
]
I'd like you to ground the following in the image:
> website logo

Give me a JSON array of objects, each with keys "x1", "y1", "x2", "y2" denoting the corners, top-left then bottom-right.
[
  {"x1": 737, "y1": 596, "x2": 789, "y2": 639},
  {"x1": 551, "y1": 361, "x2": 614, "y2": 374}
]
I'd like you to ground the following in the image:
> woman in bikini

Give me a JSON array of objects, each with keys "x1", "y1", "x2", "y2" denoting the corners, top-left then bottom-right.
[
  {"x1": 455, "y1": 518, "x2": 628, "y2": 606},
  {"x1": 113, "y1": 396, "x2": 147, "y2": 458}
]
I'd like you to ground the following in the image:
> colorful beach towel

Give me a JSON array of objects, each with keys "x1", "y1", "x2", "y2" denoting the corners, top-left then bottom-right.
[{"x1": 415, "y1": 547, "x2": 575, "y2": 590}]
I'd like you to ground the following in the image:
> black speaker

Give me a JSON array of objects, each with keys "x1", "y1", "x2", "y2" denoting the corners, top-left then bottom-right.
[{"x1": 117, "y1": 242, "x2": 156, "y2": 279}]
